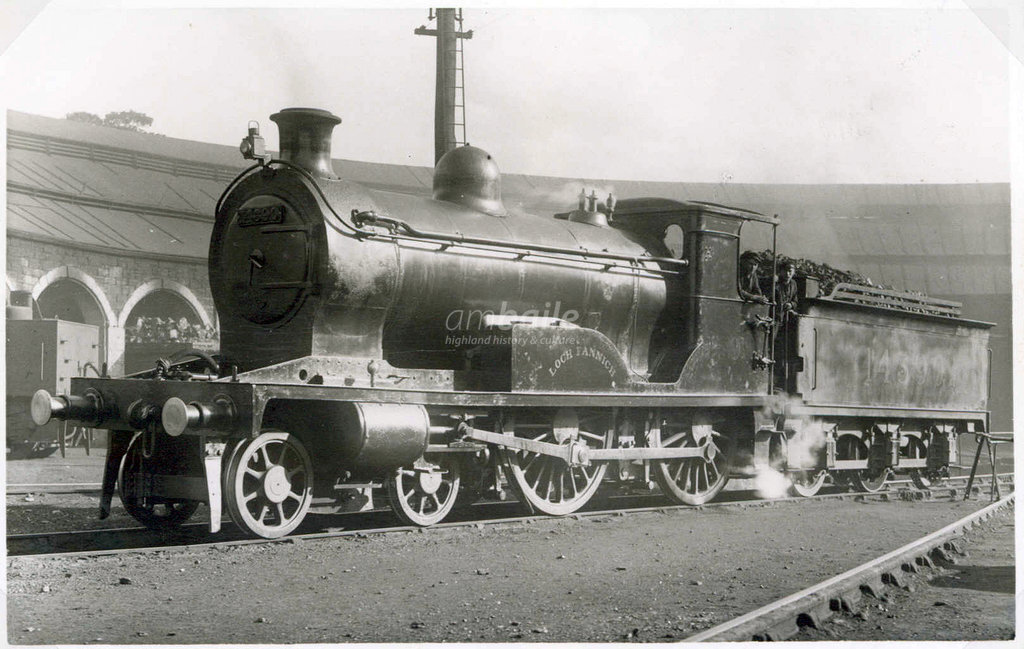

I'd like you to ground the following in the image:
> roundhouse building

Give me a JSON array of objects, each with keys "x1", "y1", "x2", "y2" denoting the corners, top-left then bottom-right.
[{"x1": 5, "y1": 110, "x2": 1012, "y2": 430}]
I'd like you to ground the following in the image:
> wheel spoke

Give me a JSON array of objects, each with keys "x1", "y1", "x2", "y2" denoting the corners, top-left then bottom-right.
[
  {"x1": 431, "y1": 493, "x2": 441, "y2": 509},
  {"x1": 530, "y1": 462, "x2": 548, "y2": 491},
  {"x1": 653, "y1": 423, "x2": 730, "y2": 506},
  {"x1": 500, "y1": 410, "x2": 608, "y2": 515},
  {"x1": 707, "y1": 459, "x2": 718, "y2": 481},
  {"x1": 672, "y1": 460, "x2": 684, "y2": 483},
  {"x1": 224, "y1": 433, "x2": 313, "y2": 538},
  {"x1": 522, "y1": 453, "x2": 542, "y2": 474},
  {"x1": 418, "y1": 496, "x2": 428, "y2": 515},
  {"x1": 662, "y1": 431, "x2": 686, "y2": 447},
  {"x1": 580, "y1": 465, "x2": 592, "y2": 483}
]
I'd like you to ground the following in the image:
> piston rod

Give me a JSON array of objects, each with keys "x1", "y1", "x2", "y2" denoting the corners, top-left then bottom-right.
[{"x1": 458, "y1": 423, "x2": 708, "y2": 465}]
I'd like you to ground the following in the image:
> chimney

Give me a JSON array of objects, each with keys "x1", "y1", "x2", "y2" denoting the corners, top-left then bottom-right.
[{"x1": 270, "y1": 107, "x2": 342, "y2": 179}]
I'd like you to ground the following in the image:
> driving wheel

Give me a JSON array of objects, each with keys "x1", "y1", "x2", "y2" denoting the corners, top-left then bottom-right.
[
  {"x1": 500, "y1": 408, "x2": 611, "y2": 516},
  {"x1": 650, "y1": 417, "x2": 730, "y2": 505}
]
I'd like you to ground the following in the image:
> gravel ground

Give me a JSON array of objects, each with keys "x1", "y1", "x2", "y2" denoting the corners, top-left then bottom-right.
[{"x1": 6, "y1": 497, "x2": 1012, "y2": 644}]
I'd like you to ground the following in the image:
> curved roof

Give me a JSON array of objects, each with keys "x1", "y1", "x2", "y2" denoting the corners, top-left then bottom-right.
[{"x1": 6, "y1": 110, "x2": 1010, "y2": 294}]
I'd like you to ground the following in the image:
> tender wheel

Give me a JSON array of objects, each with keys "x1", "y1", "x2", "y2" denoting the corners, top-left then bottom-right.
[
  {"x1": 118, "y1": 433, "x2": 200, "y2": 529},
  {"x1": 387, "y1": 457, "x2": 461, "y2": 526},
  {"x1": 650, "y1": 416, "x2": 730, "y2": 505},
  {"x1": 223, "y1": 432, "x2": 313, "y2": 539},
  {"x1": 500, "y1": 408, "x2": 611, "y2": 516},
  {"x1": 790, "y1": 470, "x2": 827, "y2": 497},
  {"x1": 837, "y1": 435, "x2": 888, "y2": 493},
  {"x1": 907, "y1": 436, "x2": 945, "y2": 489}
]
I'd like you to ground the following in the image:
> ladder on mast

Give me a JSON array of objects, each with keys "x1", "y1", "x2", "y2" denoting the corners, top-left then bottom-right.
[{"x1": 450, "y1": 9, "x2": 467, "y2": 149}]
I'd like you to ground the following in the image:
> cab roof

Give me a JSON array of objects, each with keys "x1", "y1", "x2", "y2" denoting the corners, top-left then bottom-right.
[{"x1": 613, "y1": 197, "x2": 779, "y2": 225}]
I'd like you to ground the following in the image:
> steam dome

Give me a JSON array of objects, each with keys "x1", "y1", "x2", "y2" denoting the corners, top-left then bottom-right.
[{"x1": 432, "y1": 145, "x2": 506, "y2": 216}]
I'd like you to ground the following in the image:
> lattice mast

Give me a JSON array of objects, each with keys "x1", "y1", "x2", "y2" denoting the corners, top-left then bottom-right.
[{"x1": 415, "y1": 8, "x2": 473, "y2": 164}]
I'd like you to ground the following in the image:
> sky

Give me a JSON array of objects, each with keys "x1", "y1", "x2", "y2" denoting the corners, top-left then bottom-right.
[{"x1": 0, "y1": 1, "x2": 1019, "y2": 184}]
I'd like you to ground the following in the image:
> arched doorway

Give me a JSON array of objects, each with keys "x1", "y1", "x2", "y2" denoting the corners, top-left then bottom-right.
[
  {"x1": 14, "y1": 272, "x2": 111, "y2": 456},
  {"x1": 122, "y1": 288, "x2": 216, "y2": 374},
  {"x1": 37, "y1": 278, "x2": 106, "y2": 325},
  {"x1": 35, "y1": 277, "x2": 108, "y2": 364}
]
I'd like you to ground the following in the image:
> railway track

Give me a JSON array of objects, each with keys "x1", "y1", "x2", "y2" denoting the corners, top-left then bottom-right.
[
  {"x1": 5, "y1": 461, "x2": 1009, "y2": 495},
  {"x1": 8, "y1": 472, "x2": 1013, "y2": 559},
  {"x1": 686, "y1": 491, "x2": 1015, "y2": 642}
]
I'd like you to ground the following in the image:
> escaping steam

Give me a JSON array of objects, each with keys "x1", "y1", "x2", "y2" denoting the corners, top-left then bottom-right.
[
  {"x1": 789, "y1": 419, "x2": 828, "y2": 470},
  {"x1": 753, "y1": 393, "x2": 830, "y2": 499},
  {"x1": 753, "y1": 467, "x2": 791, "y2": 499}
]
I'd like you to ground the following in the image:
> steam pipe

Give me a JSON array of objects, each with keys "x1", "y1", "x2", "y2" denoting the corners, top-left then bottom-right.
[{"x1": 350, "y1": 210, "x2": 690, "y2": 270}]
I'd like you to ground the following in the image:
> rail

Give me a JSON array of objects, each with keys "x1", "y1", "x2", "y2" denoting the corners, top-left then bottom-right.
[
  {"x1": 686, "y1": 491, "x2": 1015, "y2": 641},
  {"x1": 822, "y1": 282, "x2": 962, "y2": 317},
  {"x1": 8, "y1": 475, "x2": 1014, "y2": 558}
]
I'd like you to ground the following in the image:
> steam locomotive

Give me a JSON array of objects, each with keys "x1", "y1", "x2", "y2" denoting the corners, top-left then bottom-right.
[{"x1": 32, "y1": 108, "x2": 993, "y2": 538}]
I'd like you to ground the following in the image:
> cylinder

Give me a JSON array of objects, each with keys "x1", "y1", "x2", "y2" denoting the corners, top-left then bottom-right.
[{"x1": 335, "y1": 402, "x2": 429, "y2": 469}]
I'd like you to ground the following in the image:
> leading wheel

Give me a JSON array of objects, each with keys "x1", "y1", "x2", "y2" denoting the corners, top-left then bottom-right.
[
  {"x1": 837, "y1": 435, "x2": 888, "y2": 493},
  {"x1": 387, "y1": 457, "x2": 461, "y2": 526},
  {"x1": 118, "y1": 433, "x2": 200, "y2": 529},
  {"x1": 650, "y1": 417, "x2": 730, "y2": 505},
  {"x1": 500, "y1": 408, "x2": 611, "y2": 516},
  {"x1": 223, "y1": 431, "x2": 314, "y2": 539},
  {"x1": 907, "y1": 436, "x2": 945, "y2": 489}
]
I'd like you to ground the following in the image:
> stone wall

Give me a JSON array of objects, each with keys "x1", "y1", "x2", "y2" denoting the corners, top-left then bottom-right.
[{"x1": 7, "y1": 234, "x2": 214, "y2": 375}]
